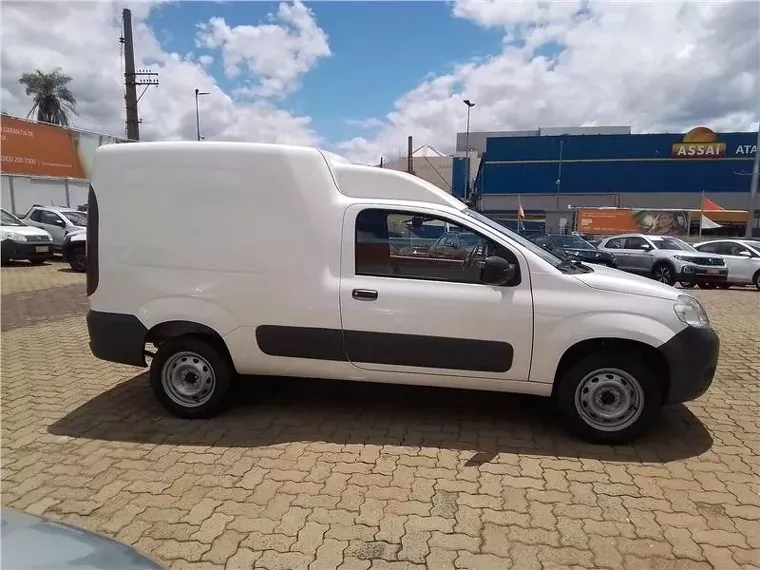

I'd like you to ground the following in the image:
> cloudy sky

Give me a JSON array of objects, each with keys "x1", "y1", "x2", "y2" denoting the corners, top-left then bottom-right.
[{"x1": 1, "y1": 0, "x2": 758, "y2": 164}]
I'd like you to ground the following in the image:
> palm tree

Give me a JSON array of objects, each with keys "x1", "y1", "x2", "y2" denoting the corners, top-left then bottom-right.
[{"x1": 18, "y1": 68, "x2": 77, "y2": 126}]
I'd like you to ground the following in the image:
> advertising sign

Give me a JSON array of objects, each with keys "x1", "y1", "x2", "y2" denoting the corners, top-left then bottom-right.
[
  {"x1": 671, "y1": 127, "x2": 726, "y2": 158},
  {"x1": 1, "y1": 115, "x2": 127, "y2": 180},
  {"x1": 577, "y1": 208, "x2": 690, "y2": 235}
]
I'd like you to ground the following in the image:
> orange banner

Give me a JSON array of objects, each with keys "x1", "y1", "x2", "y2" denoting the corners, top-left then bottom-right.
[
  {"x1": 577, "y1": 208, "x2": 690, "y2": 235},
  {"x1": 1, "y1": 116, "x2": 126, "y2": 179}
]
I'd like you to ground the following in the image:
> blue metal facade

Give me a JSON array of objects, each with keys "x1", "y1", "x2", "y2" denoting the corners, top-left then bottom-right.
[
  {"x1": 451, "y1": 157, "x2": 469, "y2": 199},
  {"x1": 477, "y1": 131, "x2": 757, "y2": 195}
]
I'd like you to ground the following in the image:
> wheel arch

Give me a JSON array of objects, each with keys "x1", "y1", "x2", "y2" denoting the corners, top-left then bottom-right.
[
  {"x1": 145, "y1": 320, "x2": 235, "y2": 369},
  {"x1": 551, "y1": 337, "x2": 671, "y2": 402}
]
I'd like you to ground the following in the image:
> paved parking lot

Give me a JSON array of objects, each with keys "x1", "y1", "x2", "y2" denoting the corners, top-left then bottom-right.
[{"x1": 2, "y1": 260, "x2": 759, "y2": 570}]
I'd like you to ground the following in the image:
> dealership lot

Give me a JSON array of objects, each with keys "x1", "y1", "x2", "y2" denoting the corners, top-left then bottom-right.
[{"x1": 1, "y1": 261, "x2": 759, "y2": 570}]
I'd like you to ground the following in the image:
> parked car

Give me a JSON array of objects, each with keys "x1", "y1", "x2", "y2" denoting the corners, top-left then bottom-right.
[
  {"x1": 62, "y1": 229, "x2": 87, "y2": 272},
  {"x1": 0, "y1": 208, "x2": 54, "y2": 264},
  {"x1": 1, "y1": 507, "x2": 162, "y2": 569},
  {"x1": 597, "y1": 233, "x2": 727, "y2": 287},
  {"x1": 693, "y1": 239, "x2": 760, "y2": 290},
  {"x1": 86, "y1": 142, "x2": 719, "y2": 445},
  {"x1": 530, "y1": 234, "x2": 618, "y2": 267},
  {"x1": 19, "y1": 205, "x2": 87, "y2": 251}
]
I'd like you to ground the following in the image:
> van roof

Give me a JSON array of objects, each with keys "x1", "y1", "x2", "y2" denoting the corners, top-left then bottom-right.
[{"x1": 95, "y1": 141, "x2": 465, "y2": 210}]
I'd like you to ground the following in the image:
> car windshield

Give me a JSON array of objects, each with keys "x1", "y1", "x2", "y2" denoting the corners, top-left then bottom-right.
[
  {"x1": 745, "y1": 240, "x2": 760, "y2": 253},
  {"x1": 463, "y1": 209, "x2": 583, "y2": 271},
  {"x1": 1, "y1": 209, "x2": 24, "y2": 226},
  {"x1": 649, "y1": 236, "x2": 695, "y2": 251},
  {"x1": 551, "y1": 235, "x2": 594, "y2": 249},
  {"x1": 62, "y1": 211, "x2": 87, "y2": 227}
]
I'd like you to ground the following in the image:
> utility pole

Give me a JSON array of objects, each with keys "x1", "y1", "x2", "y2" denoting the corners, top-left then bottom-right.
[
  {"x1": 407, "y1": 136, "x2": 414, "y2": 175},
  {"x1": 745, "y1": 125, "x2": 760, "y2": 238},
  {"x1": 121, "y1": 8, "x2": 159, "y2": 141}
]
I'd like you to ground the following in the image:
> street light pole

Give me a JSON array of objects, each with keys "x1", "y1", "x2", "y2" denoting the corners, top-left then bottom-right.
[
  {"x1": 556, "y1": 139, "x2": 564, "y2": 210},
  {"x1": 745, "y1": 124, "x2": 760, "y2": 238},
  {"x1": 463, "y1": 99, "x2": 475, "y2": 201},
  {"x1": 195, "y1": 88, "x2": 209, "y2": 141}
]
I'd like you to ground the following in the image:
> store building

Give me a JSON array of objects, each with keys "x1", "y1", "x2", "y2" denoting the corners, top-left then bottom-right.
[
  {"x1": 464, "y1": 125, "x2": 758, "y2": 233},
  {"x1": 1, "y1": 114, "x2": 129, "y2": 215}
]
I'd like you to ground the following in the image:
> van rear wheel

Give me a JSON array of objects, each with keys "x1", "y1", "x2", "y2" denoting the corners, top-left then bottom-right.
[
  {"x1": 555, "y1": 351, "x2": 662, "y2": 444},
  {"x1": 149, "y1": 336, "x2": 234, "y2": 418}
]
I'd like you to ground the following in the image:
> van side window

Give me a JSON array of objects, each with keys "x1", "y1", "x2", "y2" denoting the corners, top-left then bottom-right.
[
  {"x1": 39, "y1": 211, "x2": 63, "y2": 226},
  {"x1": 355, "y1": 209, "x2": 519, "y2": 285},
  {"x1": 624, "y1": 236, "x2": 649, "y2": 250}
]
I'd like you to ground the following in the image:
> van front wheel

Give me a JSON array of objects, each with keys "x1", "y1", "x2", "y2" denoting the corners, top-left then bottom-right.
[
  {"x1": 555, "y1": 352, "x2": 662, "y2": 444},
  {"x1": 150, "y1": 336, "x2": 234, "y2": 418}
]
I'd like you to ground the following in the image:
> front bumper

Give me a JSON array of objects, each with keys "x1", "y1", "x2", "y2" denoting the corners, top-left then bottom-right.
[
  {"x1": 1, "y1": 239, "x2": 54, "y2": 260},
  {"x1": 87, "y1": 310, "x2": 148, "y2": 367},
  {"x1": 678, "y1": 265, "x2": 727, "y2": 284},
  {"x1": 658, "y1": 326, "x2": 719, "y2": 404}
]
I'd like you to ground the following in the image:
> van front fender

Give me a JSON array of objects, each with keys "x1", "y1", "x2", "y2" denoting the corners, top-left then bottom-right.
[{"x1": 530, "y1": 312, "x2": 680, "y2": 384}]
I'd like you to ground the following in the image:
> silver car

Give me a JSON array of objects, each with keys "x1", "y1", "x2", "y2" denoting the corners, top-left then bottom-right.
[
  {"x1": 19, "y1": 205, "x2": 88, "y2": 251},
  {"x1": 598, "y1": 233, "x2": 726, "y2": 286},
  {"x1": 693, "y1": 239, "x2": 760, "y2": 290}
]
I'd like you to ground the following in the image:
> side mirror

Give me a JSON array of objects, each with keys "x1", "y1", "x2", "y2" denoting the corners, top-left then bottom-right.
[
  {"x1": 481, "y1": 255, "x2": 517, "y2": 286},
  {"x1": 640, "y1": 244, "x2": 652, "y2": 250},
  {"x1": 738, "y1": 250, "x2": 752, "y2": 258}
]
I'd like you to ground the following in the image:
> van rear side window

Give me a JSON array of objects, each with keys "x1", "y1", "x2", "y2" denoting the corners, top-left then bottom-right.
[{"x1": 86, "y1": 185, "x2": 99, "y2": 296}]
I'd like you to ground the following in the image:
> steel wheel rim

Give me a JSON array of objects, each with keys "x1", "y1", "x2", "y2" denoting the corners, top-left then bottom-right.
[
  {"x1": 162, "y1": 351, "x2": 216, "y2": 408},
  {"x1": 656, "y1": 266, "x2": 671, "y2": 283},
  {"x1": 574, "y1": 368, "x2": 644, "y2": 432}
]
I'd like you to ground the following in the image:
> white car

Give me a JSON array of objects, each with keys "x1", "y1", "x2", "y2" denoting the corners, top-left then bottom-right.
[
  {"x1": 693, "y1": 239, "x2": 760, "y2": 290},
  {"x1": 1, "y1": 208, "x2": 54, "y2": 264},
  {"x1": 19, "y1": 205, "x2": 87, "y2": 251},
  {"x1": 85, "y1": 142, "x2": 720, "y2": 444}
]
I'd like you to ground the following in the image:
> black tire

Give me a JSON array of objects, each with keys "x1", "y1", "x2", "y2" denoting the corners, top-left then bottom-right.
[
  {"x1": 753, "y1": 270, "x2": 760, "y2": 291},
  {"x1": 679, "y1": 281, "x2": 695, "y2": 289},
  {"x1": 651, "y1": 262, "x2": 676, "y2": 286},
  {"x1": 149, "y1": 335, "x2": 235, "y2": 419},
  {"x1": 555, "y1": 350, "x2": 663, "y2": 444},
  {"x1": 68, "y1": 246, "x2": 87, "y2": 272}
]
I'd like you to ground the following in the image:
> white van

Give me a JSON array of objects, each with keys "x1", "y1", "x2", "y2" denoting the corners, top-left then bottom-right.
[{"x1": 86, "y1": 142, "x2": 719, "y2": 444}]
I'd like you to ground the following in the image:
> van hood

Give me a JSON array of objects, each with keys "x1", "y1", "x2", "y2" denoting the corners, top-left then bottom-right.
[
  {"x1": 0, "y1": 224, "x2": 51, "y2": 238},
  {"x1": 573, "y1": 264, "x2": 679, "y2": 301}
]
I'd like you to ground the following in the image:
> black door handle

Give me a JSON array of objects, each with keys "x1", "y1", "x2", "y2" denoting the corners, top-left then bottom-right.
[{"x1": 352, "y1": 289, "x2": 378, "y2": 301}]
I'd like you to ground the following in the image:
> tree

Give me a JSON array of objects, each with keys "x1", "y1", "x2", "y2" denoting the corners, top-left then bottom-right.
[{"x1": 18, "y1": 68, "x2": 77, "y2": 126}]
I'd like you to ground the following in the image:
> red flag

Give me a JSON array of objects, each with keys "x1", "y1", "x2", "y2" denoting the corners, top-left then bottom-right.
[{"x1": 702, "y1": 197, "x2": 724, "y2": 211}]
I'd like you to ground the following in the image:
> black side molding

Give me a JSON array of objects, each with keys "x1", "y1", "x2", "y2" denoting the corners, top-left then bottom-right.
[
  {"x1": 87, "y1": 310, "x2": 148, "y2": 367},
  {"x1": 255, "y1": 325, "x2": 513, "y2": 373}
]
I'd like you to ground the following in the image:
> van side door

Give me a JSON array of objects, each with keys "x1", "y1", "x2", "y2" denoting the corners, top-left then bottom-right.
[
  {"x1": 339, "y1": 205, "x2": 534, "y2": 382},
  {"x1": 623, "y1": 236, "x2": 655, "y2": 274}
]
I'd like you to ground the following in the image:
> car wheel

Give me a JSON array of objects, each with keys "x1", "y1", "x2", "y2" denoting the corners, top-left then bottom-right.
[
  {"x1": 753, "y1": 270, "x2": 760, "y2": 291},
  {"x1": 149, "y1": 336, "x2": 235, "y2": 418},
  {"x1": 555, "y1": 351, "x2": 662, "y2": 444},
  {"x1": 69, "y1": 246, "x2": 87, "y2": 272},
  {"x1": 678, "y1": 281, "x2": 695, "y2": 289},
  {"x1": 652, "y1": 262, "x2": 676, "y2": 286}
]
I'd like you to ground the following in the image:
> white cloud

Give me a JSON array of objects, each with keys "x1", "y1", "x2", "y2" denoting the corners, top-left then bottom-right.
[
  {"x1": 337, "y1": 1, "x2": 760, "y2": 164},
  {"x1": 0, "y1": 0, "x2": 323, "y2": 146},
  {"x1": 196, "y1": 1, "x2": 331, "y2": 98}
]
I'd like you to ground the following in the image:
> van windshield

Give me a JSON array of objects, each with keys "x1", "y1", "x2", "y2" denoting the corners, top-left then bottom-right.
[{"x1": 464, "y1": 209, "x2": 572, "y2": 269}]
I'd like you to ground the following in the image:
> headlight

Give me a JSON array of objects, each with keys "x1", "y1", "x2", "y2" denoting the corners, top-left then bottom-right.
[
  {"x1": 674, "y1": 294, "x2": 710, "y2": 328},
  {"x1": 1, "y1": 232, "x2": 27, "y2": 242},
  {"x1": 673, "y1": 255, "x2": 693, "y2": 262}
]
